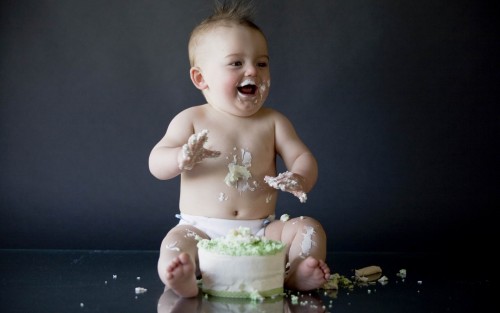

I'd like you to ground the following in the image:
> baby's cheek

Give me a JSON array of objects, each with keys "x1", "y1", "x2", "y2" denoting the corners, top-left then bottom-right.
[{"x1": 259, "y1": 80, "x2": 270, "y2": 94}]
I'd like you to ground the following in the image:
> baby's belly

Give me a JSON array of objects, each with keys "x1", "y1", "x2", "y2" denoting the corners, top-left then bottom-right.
[{"x1": 179, "y1": 182, "x2": 278, "y2": 219}]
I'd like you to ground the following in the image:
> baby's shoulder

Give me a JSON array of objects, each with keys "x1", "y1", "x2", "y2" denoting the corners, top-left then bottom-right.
[
  {"x1": 177, "y1": 104, "x2": 206, "y2": 116},
  {"x1": 258, "y1": 107, "x2": 292, "y2": 124},
  {"x1": 172, "y1": 105, "x2": 209, "y2": 123}
]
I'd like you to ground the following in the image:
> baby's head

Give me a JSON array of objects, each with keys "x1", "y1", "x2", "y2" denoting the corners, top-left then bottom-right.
[
  {"x1": 188, "y1": 1, "x2": 265, "y2": 67},
  {"x1": 188, "y1": 1, "x2": 271, "y2": 117}
]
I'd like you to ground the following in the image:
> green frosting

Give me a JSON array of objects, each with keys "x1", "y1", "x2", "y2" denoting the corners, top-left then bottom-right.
[
  {"x1": 197, "y1": 227, "x2": 285, "y2": 256},
  {"x1": 202, "y1": 287, "x2": 284, "y2": 299}
]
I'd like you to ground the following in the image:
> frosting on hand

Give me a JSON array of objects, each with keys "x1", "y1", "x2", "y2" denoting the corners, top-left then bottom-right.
[
  {"x1": 264, "y1": 171, "x2": 307, "y2": 203},
  {"x1": 179, "y1": 129, "x2": 221, "y2": 170}
]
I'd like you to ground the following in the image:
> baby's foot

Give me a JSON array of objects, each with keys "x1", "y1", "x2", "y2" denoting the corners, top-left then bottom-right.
[
  {"x1": 166, "y1": 252, "x2": 198, "y2": 298},
  {"x1": 286, "y1": 256, "x2": 330, "y2": 291}
]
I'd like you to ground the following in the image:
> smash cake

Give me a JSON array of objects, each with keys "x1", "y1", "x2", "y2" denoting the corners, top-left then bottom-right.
[{"x1": 197, "y1": 227, "x2": 286, "y2": 299}]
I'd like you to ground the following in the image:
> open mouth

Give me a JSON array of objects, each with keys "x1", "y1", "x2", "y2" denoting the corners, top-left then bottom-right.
[{"x1": 237, "y1": 80, "x2": 258, "y2": 95}]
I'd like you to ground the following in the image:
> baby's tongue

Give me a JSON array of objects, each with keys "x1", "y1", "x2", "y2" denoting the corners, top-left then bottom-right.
[
  {"x1": 238, "y1": 84, "x2": 257, "y2": 95},
  {"x1": 240, "y1": 86, "x2": 254, "y2": 94}
]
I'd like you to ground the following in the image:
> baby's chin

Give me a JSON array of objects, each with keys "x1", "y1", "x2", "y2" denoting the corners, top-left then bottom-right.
[
  {"x1": 234, "y1": 99, "x2": 265, "y2": 116},
  {"x1": 208, "y1": 97, "x2": 265, "y2": 117},
  {"x1": 221, "y1": 105, "x2": 262, "y2": 117}
]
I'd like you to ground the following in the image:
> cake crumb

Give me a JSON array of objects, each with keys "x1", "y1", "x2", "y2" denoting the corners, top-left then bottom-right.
[
  {"x1": 280, "y1": 214, "x2": 290, "y2": 222},
  {"x1": 218, "y1": 192, "x2": 228, "y2": 201},
  {"x1": 378, "y1": 275, "x2": 389, "y2": 285},
  {"x1": 396, "y1": 269, "x2": 407, "y2": 278},
  {"x1": 135, "y1": 287, "x2": 147, "y2": 294}
]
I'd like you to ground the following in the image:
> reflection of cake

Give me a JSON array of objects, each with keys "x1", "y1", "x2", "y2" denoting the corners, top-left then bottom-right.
[
  {"x1": 197, "y1": 227, "x2": 286, "y2": 299},
  {"x1": 203, "y1": 294, "x2": 284, "y2": 312}
]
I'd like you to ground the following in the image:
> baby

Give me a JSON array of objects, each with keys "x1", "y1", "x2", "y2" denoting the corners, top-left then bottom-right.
[{"x1": 149, "y1": 0, "x2": 330, "y2": 298}]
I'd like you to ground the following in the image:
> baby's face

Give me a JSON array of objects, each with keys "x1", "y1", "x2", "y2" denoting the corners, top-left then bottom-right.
[{"x1": 193, "y1": 24, "x2": 271, "y2": 117}]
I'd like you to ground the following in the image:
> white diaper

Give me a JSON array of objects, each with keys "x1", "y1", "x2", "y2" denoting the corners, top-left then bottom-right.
[{"x1": 176, "y1": 213, "x2": 274, "y2": 238}]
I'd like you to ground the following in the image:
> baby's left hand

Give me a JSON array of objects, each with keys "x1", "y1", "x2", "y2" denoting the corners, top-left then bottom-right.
[{"x1": 264, "y1": 171, "x2": 307, "y2": 203}]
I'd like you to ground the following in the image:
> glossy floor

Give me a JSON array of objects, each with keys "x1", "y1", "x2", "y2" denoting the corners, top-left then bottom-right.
[{"x1": 0, "y1": 250, "x2": 491, "y2": 312}]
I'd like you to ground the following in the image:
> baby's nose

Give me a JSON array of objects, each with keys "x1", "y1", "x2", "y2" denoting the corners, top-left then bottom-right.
[{"x1": 244, "y1": 64, "x2": 257, "y2": 76}]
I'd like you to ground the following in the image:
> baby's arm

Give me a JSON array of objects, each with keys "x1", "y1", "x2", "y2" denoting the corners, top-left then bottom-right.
[
  {"x1": 149, "y1": 109, "x2": 220, "y2": 180},
  {"x1": 265, "y1": 111, "x2": 318, "y2": 202}
]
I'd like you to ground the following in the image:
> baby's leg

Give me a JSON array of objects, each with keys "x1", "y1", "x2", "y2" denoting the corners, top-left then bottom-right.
[
  {"x1": 265, "y1": 216, "x2": 330, "y2": 291},
  {"x1": 157, "y1": 225, "x2": 209, "y2": 297}
]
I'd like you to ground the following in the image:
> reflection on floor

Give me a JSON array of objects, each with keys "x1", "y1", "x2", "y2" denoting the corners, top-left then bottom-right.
[{"x1": 0, "y1": 250, "x2": 492, "y2": 312}]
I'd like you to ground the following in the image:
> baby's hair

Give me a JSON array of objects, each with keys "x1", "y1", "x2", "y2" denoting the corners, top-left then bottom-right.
[
  {"x1": 188, "y1": 0, "x2": 265, "y2": 66},
  {"x1": 202, "y1": 0, "x2": 258, "y2": 29}
]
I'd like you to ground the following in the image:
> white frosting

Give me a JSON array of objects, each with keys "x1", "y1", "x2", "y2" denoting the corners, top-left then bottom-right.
[
  {"x1": 300, "y1": 226, "x2": 316, "y2": 257},
  {"x1": 224, "y1": 149, "x2": 254, "y2": 192},
  {"x1": 218, "y1": 192, "x2": 228, "y2": 201},
  {"x1": 238, "y1": 78, "x2": 255, "y2": 87},
  {"x1": 198, "y1": 248, "x2": 285, "y2": 297}
]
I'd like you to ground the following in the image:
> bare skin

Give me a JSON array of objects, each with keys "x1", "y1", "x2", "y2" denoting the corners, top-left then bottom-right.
[
  {"x1": 288, "y1": 257, "x2": 330, "y2": 291},
  {"x1": 150, "y1": 23, "x2": 329, "y2": 297},
  {"x1": 165, "y1": 253, "x2": 198, "y2": 298},
  {"x1": 265, "y1": 216, "x2": 330, "y2": 291}
]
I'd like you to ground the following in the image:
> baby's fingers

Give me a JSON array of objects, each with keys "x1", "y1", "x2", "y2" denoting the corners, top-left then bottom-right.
[
  {"x1": 264, "y1": 172, "x2": 307, "y2": 203},
  {"x1": 292, "y1": 190, "x2": 308, "y2": 203},
  {"x1": 187, "y1": 130, "x2": 209, "y2": 151},
  {"x1": 203, "y1": 149, "x2": 221, "y2": 159}
]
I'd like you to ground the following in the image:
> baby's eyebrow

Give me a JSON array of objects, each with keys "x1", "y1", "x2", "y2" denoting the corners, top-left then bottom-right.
[
  {"x1": 224, "y1": 53, "x2": 269, "y2": 61},
  {"x1": 255, "y1": 54, "x2": 269, "y2": 61},
  {"x1": 224, "y1": 53, "x2": 245, "y2": 59}
]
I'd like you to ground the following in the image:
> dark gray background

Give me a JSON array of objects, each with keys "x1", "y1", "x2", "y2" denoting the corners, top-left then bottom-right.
[{"x1": 1, "y1": 0, "x2": 496, "y2": 258}]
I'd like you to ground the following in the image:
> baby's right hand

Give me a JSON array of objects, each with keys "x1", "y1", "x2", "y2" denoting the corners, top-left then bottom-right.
[{"x1": 179, "y1": 129, "x2": 220, "y2": 170}]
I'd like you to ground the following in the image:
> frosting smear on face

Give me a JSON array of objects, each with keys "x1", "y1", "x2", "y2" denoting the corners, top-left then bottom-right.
[{"x1": 237, "y1": 78, "x2": 258, "y2": 96}]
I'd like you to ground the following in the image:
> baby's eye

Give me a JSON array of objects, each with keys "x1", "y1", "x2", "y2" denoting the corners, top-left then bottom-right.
[
  {"x1": 257, "y1": 62, "x2": 268, "y2": 68},
  {"x1": 230, "y1": 61, "x2": 243, "y2": 67}
]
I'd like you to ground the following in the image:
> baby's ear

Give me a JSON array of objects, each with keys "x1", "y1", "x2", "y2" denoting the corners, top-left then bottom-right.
[{"x1": 190, "y1": 67, "x2": 207, "y2": 90}]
